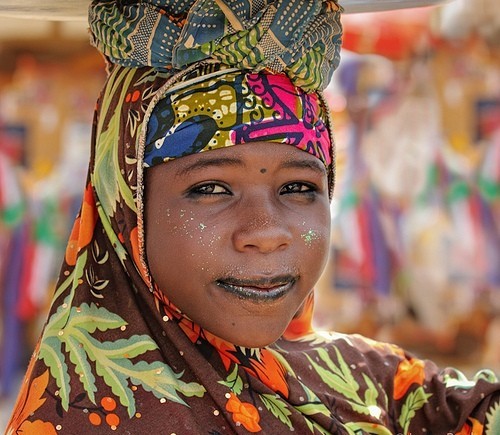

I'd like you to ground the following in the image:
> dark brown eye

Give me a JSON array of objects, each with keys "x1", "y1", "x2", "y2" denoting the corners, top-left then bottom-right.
[
  {"x1": 280, "y1": 182, "x2": 315, "y2": 195},
  {"x1": 188, "y1": 183, "x2": 231, "y2": 196}
]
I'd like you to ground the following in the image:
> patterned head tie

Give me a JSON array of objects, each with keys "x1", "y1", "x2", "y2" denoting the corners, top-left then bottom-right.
[
  {"x1": 141, "y1": 63, "x2": 334, "y2": 183},
  {"x1": 89, "y1": 0, "x2": 343, "y2": 92}
]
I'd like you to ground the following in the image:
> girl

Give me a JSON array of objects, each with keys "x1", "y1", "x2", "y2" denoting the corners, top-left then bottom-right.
[{"x1": 7, "y1": 0, "x2": 500, "y2": 433}]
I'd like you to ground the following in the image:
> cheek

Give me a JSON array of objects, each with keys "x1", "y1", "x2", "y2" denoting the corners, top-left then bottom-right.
[
  {"x1": 296, "y1": 214, "x2": 331, "y2": 271},
  {"x1": 297, "y1": 207, "x2": 331, "y2": 248},
  {"x1": 148, "y1": 209, "x2": 225, "y2": 274}
]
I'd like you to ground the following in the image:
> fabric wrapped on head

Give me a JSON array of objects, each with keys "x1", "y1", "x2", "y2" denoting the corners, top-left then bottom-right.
[
  {"x1": 143, "y1": 63, "x2": 333, "y2": 171},
  {"x1": 89, "y1": 0, "x2": 343, "y2": 92}
]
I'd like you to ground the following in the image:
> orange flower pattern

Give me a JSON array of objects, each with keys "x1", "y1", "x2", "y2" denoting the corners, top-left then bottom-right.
[
  {"x1": 65, "y1": 182, "x2": 98, "y2": 266},
  {"x1": 456, "y1": 417, "x2": 484, "y2": 434},
  {"x1": 225, "y1": 393, "x2": 262, "y2": 433},
  {"x1": 245, "y1": 348, "x2": 289, "y2": 398},
  {"x1": 6, "y1": 369, "x2": 56, "y2": 435},
  {"x1": 393, "y1": 357, "x2": 426, "y2": 400}
]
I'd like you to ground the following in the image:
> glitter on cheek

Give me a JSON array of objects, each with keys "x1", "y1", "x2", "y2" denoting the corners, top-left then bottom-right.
[{"x1": 301, "y1": 229, "x2": 320, "y2": 246}]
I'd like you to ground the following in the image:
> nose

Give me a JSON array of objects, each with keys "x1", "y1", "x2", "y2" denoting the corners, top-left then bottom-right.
[{"x1": 232, "y1": 196, "x2": 293, "y2": 254}]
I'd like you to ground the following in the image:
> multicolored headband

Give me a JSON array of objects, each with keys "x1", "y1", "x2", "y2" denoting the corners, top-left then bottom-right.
[{"x1": 143, "y1": 63, "x2": 333, "y2": 172}]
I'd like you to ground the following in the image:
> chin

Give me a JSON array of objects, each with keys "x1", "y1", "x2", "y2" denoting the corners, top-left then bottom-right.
[{"x1": 217, "y1": 327, "x2": 285, "y2": 349}]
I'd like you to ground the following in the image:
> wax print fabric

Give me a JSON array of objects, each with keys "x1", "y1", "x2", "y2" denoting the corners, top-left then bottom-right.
[
  {"x1": 88, "y1": 0, "x2": 343, "y2": 92},
  {"x1": 7, "y1": 62, "x2": 500, "y2": 435},
  {"x1": 142, "y1": 64, "x2": 333, "y2": 186}
]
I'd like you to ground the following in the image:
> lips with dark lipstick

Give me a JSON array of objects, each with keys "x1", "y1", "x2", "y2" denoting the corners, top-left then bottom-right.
[{"x1": 215, "y1": 275, "x2": 297, "y2": 301}]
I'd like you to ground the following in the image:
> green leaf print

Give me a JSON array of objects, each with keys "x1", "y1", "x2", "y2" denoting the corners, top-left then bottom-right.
[
  {"x1": 94, "y1": 355, "x2": 135, "y2": 414},
  {"x1": 486, "y1": 401, "x2": 500, "y2": 435},
  {"x1": 39, "y1": 250, "x2": 206, "y2": 417},
  {"x1": 344, "y1": 422, "x2": 393, "y2": 435},
  {"x1": 68, "y1": 303, "x2": 127, "y2": 333},
  {"x1": 97, "y1": 203, "x2": 128, "y2": 263},
  {"x1": 260, "y1": 393, "x2": 293, "y2": 429},
  {"x1": 39, "y1": 335, "x2": 72, "y2": 408},
  {"x1": 128, "y1": 360, "x2": 206, "y2": 404},
  {"x1": 293, "y1": 382, "x2": 331, "y2": 418},
  {"x1": 303, "y1": 417, "x2": 332, "y2": 435},
  {"x1": 92, "y1": 66, "x2": 136, "y2": 218},
  {"x1": 306, "y1": 347, "x2": 382, "y2": 417},
  {"x1": 398, "y1": 386, "x2": 432, "y2": 434},
  {"x1": 293, "y1": 402, "x2": 327, "y2": 417},
  {"x1": 286, "y1": 370, "x2": 336, "y2": 433},
  {"x1": 318, "y1": 347, "x2": 360, "y2": 396},
  {"x1": 218, "y1": 365, "x2": 244, "y2": 395},
  {"x1": 66, "y1": 334, "x2": 97, "y2": 403}
]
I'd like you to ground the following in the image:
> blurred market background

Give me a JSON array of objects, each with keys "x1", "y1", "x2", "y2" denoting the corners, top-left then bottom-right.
[{"x1": 1, "y1": 0, "x2": 499, "y2": 427}]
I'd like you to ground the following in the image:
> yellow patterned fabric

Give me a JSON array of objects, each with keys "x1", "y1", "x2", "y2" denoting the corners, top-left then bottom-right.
[{"x1": 143, "y1": 64, "x2": 333, "y2": 169}]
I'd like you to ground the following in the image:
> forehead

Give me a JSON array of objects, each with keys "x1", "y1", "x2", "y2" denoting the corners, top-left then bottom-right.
[{"x1": 148, "y1": 142, "x2": 328, "y2": 180}]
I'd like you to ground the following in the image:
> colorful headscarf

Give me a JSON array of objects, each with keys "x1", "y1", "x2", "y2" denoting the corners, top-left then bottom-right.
[
  {"x1": 142, "y1": 63, "x2": 333, "y2": 184},
  {"x1": 89, "y1": 0, "x2": 343, "y2": 92}
]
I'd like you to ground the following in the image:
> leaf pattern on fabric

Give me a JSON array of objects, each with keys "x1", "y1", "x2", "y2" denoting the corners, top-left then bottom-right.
[
  {"x1": 259, "y1": 393, "x2": 293, "y2": 429},
  {"x1": 486, "y1": 401, "x2": 500, "y2": 435},
  {"x1": 303, "y1": 416, "x2": 332, "y2": 435},
  {"x1": 93, "y1": 67, "x2": 137, "y2": 219},
  {"x1": 218, "y1": 365, "x2": 244, "y2": 395},
  {"x1": 398, "y1": 386, "x2": 432, "y2": 434},
  {"x1": 38, "y1": 248, "x2": 205, "y2": 417},
  {"x1": 259, "y1": 394, "x2": 293, "y2": 429},
  {"x1": 306, "y1": 347, "x2": 383, "y2": 416},
  {"x1": 293, "y1": 378, "x2": 332, "y2": 419},
  {"x1": 344, "y1": 422, "x2": 394, "y2": 435}
]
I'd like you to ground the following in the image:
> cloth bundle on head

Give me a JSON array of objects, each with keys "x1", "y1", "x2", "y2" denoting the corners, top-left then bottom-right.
[{"x1": 89, "y1": 0, "x2": 343, "y2": 92}]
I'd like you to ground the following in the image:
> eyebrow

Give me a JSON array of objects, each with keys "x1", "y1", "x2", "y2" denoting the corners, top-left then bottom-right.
[
  {"x1": 175, "y1": 156, "x2": 245, "y2": 178},
  {"x1": 174, "y1": 152, "x2": 327, "y2": 178},
  {"x1": 280, "y1": 158, "x2": 327, "y2": 176}
]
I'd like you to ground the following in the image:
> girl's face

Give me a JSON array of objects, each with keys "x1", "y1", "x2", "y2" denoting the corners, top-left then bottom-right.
[{"x1": 145, "y1": 142, "x2": 331, "y2": 348}]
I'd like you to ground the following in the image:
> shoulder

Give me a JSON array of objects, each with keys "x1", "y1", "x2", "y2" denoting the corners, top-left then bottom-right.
[
  {"x1": 275, "y1": 330, "x2": 410, "y2": 382},
  {"x1": 278, "y1": 330, "x2": 408, "y2": 359}
]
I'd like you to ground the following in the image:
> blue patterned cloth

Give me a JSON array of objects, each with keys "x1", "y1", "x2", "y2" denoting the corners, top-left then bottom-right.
[{"x1": 89, "y1": 0, "x2": 343, "y2": 91}]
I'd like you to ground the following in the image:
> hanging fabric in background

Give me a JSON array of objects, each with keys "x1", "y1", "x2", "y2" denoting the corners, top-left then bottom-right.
[
  {"x1": 478, "y1": 128, "x2": 500, "y2": 203},
  {"x1": 0, "y1": 154, "x2": 25, "y2": 228},
  {"x1": 0, "y1": 151, "x2": 26, "y2": 398},
  {"x1": 0, "y1": 142, "x2": 84, "y2": 399},
  {"x1": 330, "y1": 56, "x2": 394, "y2": 302},
  {"x1": 324, "y1": 41, "x2": 499, "y2": 348}
]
